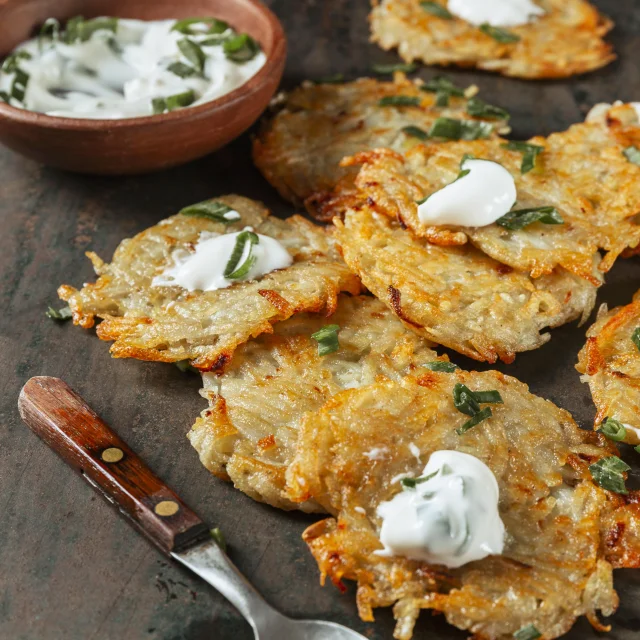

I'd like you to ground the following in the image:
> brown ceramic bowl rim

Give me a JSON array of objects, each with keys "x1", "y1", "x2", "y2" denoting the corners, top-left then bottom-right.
[{"x1": 0, "y1": 0, "x2": 285, "y2": 130}]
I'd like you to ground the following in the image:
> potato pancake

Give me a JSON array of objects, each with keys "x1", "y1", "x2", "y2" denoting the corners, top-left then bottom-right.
[
  {"x1": 340, "y1": 126, "x2": 640, "y2": 282},
  {"x1": 252, "y1": 74, "x2": 507, "y2": 216},
  {"x1": 286, "y1": 371, "x2": 640, "y2": 639},
  {"x1": 335, "y1": 206, "x2": 599, "y2": 363},
  {"x1": 577, "y1": 292, "x2": 640, "y2": 445},
  {"x1": 370, "y1": 0, "x2": 614, "y2": 79},
  {"x1": 58, "y1": 195, "x2": 361, "y2": 371},
  {"x1": 188, "y1": 295, "x2": 442, "y2": 512}
]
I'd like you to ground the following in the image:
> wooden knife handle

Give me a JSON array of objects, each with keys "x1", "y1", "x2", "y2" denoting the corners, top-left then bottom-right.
[{"x1": 18, "y1": 376, "x2": 210, "y2": 555}]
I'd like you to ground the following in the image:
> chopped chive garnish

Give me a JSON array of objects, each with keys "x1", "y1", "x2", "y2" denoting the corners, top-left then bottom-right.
[
  {"x1": 378, "y1": 95, "x2": 422, "y2": 107},
  {"x1": 502, "y1": 141, "x2": 544, "y2": 174},
  {"x1": 39, "y1": 18, "x2": 61, "y2": 50},
  {"x1": 175, "y1": 360, "x2": 198, "y2": 374},
  {"x1": 1, "y1": 50, "x2": 32, "y2": 74},
  {"x1": 456, "y1": 407, "x2": 493, "y2": 435},
  {"x1": 401, "y1": 470, "x2": 438, "y2": 489},
  {"x1": 199, "y1": 35, "x2": 229, "y2": 47},
  {"x1": 624, "y1": 146, "x2": 640, "y2": 166},
  {"x1": 514, "y1": 624, "x2": 542, "y2": 640},
  {"x1": 589, "y1": 456, "x2": 631, "y2": 494},
  {"x1": 11, "y1": 68, "x2": 29, "y2": 102},
  {"x1": 179, "y1": 200, "x2": 240, "y2": 223},
  {"x1": 496, "y1": 206, "x2": 563, "y2": 230},
  {"x1": 46, "y1": 306, "x2": 73, "y2": 321},
  {"x1": 479, "y1": 23, "x2": 520, "y2": 43},
  {"x1": 466, "y1": 97, "x2": 510, "y2": 121},
  {"x1": 420, "y1": 1, "x2": 453, "y2": 19},
  {"x1": 63, "y1": 16, "x2": 118, "y2": 44},
  {"x1": 210, "y1": 527, "x2": 227, "y2": 551},
  {"x1": 636, "y1": 445, "x2": 640, "y2": 454},
  {"x1": 423, "y1": 361, "x2": 459, "y2": 372},
  {"x1": 0, "y1": 91, "x2": 9, "y2": 103},
  {"x1": 167, "y1": 61, "x2": 200, "y2": 78},
  {"x1": 223, "y1": 33, "x2": 260, "y2": 63},
  {"x1": 314, "y1": 73, "x2": 345, "y2": 84},
  {"x1": 371, "y1": 62, "x2": 417, "y2": 75},
  {"x1": 632, "y1": 327, "x2": 640, "y2": 352},
  {"x1": 224, "y1": 230, "x2": 259, "y2": 279},
  {"x1": 402, "y1": 125, "x2": 429, "y2": 140},
  {"x1": 310, "y1": 324, "x2": 340, "y2": 356},
  {"x1": 178, "y1": 38, "x2": 206, "y2": 73},
  {"x1": 453, "y1": 383, "x2": 502, "y2": 434},
  {"x1": 152, "y1": 90, "x2": 195, "y2": 114},
  {"x1": 171, "y1": 17, "x2": 229, "y2": 35},
  {"x1": 422, "y1": 77, "x2": 465, "y2": 97},
  {"x1": 428, "y1": 117, "x2": 493, "y2": 140},
  {"x1": 598, "y1": 417, "x2": 627, "y2": 442}
]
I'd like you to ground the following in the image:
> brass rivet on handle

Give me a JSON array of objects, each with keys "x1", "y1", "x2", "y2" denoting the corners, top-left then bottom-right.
[
  {"x1": 155, "y1": 500, "x2": 180, "y2": 517},
  {"x1": 101, "y1": 447, "x2": 124, "y2": 463}
]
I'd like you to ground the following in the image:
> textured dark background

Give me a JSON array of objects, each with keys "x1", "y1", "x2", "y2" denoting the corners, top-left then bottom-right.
[{"x1": 2, "y1": 1, "x2": 640, "y2": 639}]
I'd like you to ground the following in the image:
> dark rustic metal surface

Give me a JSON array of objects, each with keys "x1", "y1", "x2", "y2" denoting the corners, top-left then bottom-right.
[{"x1": 2, "y1": 1, "x2": 640, "y2": 639}]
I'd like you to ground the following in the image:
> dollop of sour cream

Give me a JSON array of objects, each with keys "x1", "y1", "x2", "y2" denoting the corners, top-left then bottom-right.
[
  {"x1": 153, "y1": 228, "x2": 293, "y2": 292},
  {"x1": 448, "y1": 0, "x2": 544, "y2": 27},
  {"x1": 418, "y1": 158, "x2": 516, "y2": 227},
  {"x1": 376, "y1": 450, "x2": 505, "y2": 568},
  {"x1": 0, "y1": 18, "x2": 266, "y2": 119}
]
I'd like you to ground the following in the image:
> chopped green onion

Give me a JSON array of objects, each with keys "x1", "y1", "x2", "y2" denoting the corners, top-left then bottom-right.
[
  {"x1": 589, "y1": 456, "x2": 631, "y2": 494},
  {"x1": 313, "y1": 73, "x2": 345, "y2": 84},
  {"x1": 46, "y1": 306, "x2": 73, "y2": 321},
  {"x1": 210, "y1": 527, "x2": 227, "y2": 551},
  {"x1": 466, "y1": 97, "x2": 510, "y2": 120},
  {"x1": 310, "y1": 324, "x2": 340, "y2": 356},
  {"x1": 223, "y1": 33, "x2": 261, "y2": 63},
  {"x1": 422, "y1": 76, "x2": 465, "y2": 97},
  {"x1": 456, "y1": 407, "x2": 493, "y2": 435},
  {"x1": 420, "y1": 1, "x2": 453, "y2": 19},
  {"x1": 402, "y1": 125, "x2": 429, "y2": 140},
  {"x1": 598, "y1": 417, "x2": 627, "y2": 442},
  {"x1": 496, "y1": 206, "x2": 564, "y2": 230},
  {"x1": 178, "y1": 38, "x2": 206, "y2": 73},
  {"x1": 224, "y1": 230, "x2": 259, "y2": 279},
  {"x1": 453, "y1": 383, "x2": 482, "y2": 417},
  {"x1": 0, "y1": 91, "x2": 9, "y2": 104},
  {"x1": 624, "y1": 146, "x2": 640, "y2": 166},
  {"x1": 428, "y1": 117, "x2": 493, "y2": 140},
  {"x1": 11, "y1": 68, "x2": 29, "y2": 102},
  {"x1": 38, "y1": 18, "x2": 61, "y2": 51},
  {"x1": 636, "y1": 445, "x2": 640, "y2": 454},
  {"x1": 199, "y1": 35, "x2": 229, "y2": 47},
  {"x1": 633, "y1": 327, "x2": 640, "y2": 352},
  {"x1": 63, "y1": 16, "x2": 118, "y2": 44},
  {"x1": 167, "y1": 61, "x2": 200, "y2": 78},
  {"x1": 514, "y1": 624, "x2": 542, "y2": 640},
  {"x1": 401, "y1": 470, "x2": 438, "y2": 489},
  {"x1": 171, "y1": 17, "x2": 229, "y2": 35},
  {"x1": 378, "y1": 95, "x2": 422, "y2": 107},
  {"x1": 502, "y1": 141, "x2": 544, "y2": 174},
  {"x1": 372, "y1": 62, "x2": 417, "y2": 75},
  {"x1": 1, "y1": 50, "x2": 32, "y2": 74},
  {"x1": 479, "y1": 23, "x2": 520, "y2": 43},
  {"x1": 423, "y1": 361, "x2": 459, "y2": 372},
  {"x1": 179, "y1": 200, "x2": 240, "y2": 223},
  {"x1": 152, "y1": 90, "x2": 195, "y2": 114},
  {"x1": 175, "y1": 360, "x2": 198, "y2": 374},
  {"x1": 473, "y1": 390, "x2": 504, "y2": 404}
]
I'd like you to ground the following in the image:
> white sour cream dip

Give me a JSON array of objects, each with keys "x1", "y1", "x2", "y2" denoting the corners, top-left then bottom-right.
[
  {"x1": 153, "y1": 228, "x2": 292, "y2": 292},
  {"x1": 448, "y1": 0, "x2": 545, "y2": 27},
  {"x1": 376, "y1": 450, "x2": 505, "y2": 568},
  {"x1": 0, "y1": 17, "x2": 266, "y2": 119},
  {"x1": 418, "y1": 158, "x2": 516, "y2": 227}
]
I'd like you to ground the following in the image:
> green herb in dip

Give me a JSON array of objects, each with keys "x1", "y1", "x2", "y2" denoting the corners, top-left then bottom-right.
[{"x1": 0, "y1": 16, "x2": 265, "y2": 119}]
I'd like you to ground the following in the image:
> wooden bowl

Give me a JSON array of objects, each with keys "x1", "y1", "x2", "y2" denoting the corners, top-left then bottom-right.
[{"x1": 0, "y1": 0, "x2": 286, "y2": 174}]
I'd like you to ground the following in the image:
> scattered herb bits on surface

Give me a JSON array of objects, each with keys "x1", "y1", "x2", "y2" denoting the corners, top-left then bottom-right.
[
  {"x1": 311, "y1": 325, "x2": 340, "y2": 356},
  {"x1": 0, "y1": 16, "x2": 265, "y2": 118},
  {"x1": 46, "y1": 306, "x2": 72, "y2": 321},
  {"x1": 179, "y1": 200, "x2": 241, "y2": 223},
  {"x1": 589, "y1": 456, "x2": 631, "y2": 494},
  {"x1": 479, "y1": 23, "x2": 520, "y2": 43},
  {"x1": 496, "y1": 206, "x2": 564, "y2": 230},
  {"x1": 502, "y1": 141, "x2": 544, "y2": 174},
  {"x1": 598, "y1": 417, "x2": 627, "y2": 442}
]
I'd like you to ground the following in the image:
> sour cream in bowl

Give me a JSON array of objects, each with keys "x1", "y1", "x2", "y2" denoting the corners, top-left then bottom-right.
[{"x1": 0, "y1": 0, "x2": 286, "y2": 174}]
